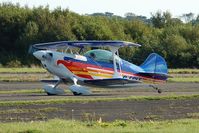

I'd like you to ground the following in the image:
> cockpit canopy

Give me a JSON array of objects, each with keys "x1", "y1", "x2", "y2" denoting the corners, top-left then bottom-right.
[{"x1": 84, "y1": 49, "x2": 120, "y2": 63}]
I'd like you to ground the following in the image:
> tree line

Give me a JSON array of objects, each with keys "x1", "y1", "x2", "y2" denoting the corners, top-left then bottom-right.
[{"x1": 0, "y1": 3, "x2": 199, "y2": 68}]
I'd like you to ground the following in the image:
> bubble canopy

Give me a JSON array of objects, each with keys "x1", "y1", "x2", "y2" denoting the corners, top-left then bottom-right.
[{"x1": 84, "y1": 49, "x2": 120, "y2": 63}]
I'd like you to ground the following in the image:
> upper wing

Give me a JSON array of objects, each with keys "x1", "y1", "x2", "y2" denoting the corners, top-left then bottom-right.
[{"x1": 29, "y1": 40, "x2": 141, "y2": 54}]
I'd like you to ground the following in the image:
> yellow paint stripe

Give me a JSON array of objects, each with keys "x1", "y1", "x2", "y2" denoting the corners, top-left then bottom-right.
[
  {"x1": 89, "y1": 73, "x2": 112, "y2": 78},
  {"x1": 73, "y1": 71, "x2": 89, "y2": 75},
  {"x1": 88, "y1": 71, "x2": 112, "y2": 76},
  {"x1": 72, "y1": 71, "x2": 112, "y2": 78},
  {"x1": 88, "y1": 69, "x2": 113, "y2": 75},
  {"x1": 87, "y1": 67, "x2": 114, "y2": 74}
]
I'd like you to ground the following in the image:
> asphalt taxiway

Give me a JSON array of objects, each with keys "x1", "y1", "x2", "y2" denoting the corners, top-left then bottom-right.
[{"x1": 0, "y1": 82, "x2": 199, "y2": 122}]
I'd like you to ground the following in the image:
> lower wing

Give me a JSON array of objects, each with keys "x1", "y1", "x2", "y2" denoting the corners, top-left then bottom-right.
[{"x1": 84, "y1": 78, "x2": 141, "y2": 87}]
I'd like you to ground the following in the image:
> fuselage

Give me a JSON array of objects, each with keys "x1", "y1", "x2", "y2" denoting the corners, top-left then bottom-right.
[{"x1": 33, "y1": 49, "x2": 166, "y2": 84}]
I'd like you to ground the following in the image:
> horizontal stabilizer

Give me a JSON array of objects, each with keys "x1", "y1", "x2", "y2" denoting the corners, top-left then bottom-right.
[
  {"x1": 84, "y1": 78, "x2": 141, "y2": 86},
  {"x1": 137, "y1": 72, "x2": 168, "y2": 81}
]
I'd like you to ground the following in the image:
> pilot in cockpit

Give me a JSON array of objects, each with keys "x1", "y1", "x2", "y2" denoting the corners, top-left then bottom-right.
[{"x1": 89, "y1": 52, "x2": 96, "y2": 59}]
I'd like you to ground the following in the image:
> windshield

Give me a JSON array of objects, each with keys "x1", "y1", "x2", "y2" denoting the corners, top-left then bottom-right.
[{"x1": 84, "y1": 49, "x2": 114, "y2": 63}]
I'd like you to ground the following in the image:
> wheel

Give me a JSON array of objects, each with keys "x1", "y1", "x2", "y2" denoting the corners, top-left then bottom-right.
[
  {"x1": 158, "y1": 89, "x2": 162, "y2": 94},
  {"x1": 73, "y1": 92, "x2": 82, "y2": 96}
]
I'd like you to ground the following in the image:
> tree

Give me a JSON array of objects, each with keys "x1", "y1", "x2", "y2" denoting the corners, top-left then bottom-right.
[
  {"x1": 181, "y1": 13, "x2": 194, "y2": 23},
  {"x1": 151, "y1": 11, "x2": 165, "y2": 28},
  {"x1": 0, "y1": 3, "x2": 198, "y2": 68},
  {"x1": 124, "y1": 12, "x2": 135, "y2": 20}
]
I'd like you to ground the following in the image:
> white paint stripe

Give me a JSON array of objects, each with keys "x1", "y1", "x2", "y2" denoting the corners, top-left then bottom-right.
[{"x1": 87, "y1": 67, "x2": 114, "y2": 73}]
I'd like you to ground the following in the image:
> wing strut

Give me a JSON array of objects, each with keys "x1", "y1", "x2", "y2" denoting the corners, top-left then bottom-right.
[{"x1": 110, "y1": 47, "x2": 122, "y2": 78}]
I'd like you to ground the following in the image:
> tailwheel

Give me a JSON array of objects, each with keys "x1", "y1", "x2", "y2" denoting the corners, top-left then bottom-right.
[
  {"x1": 157, "y1": 89, "x2": 162, "y2": 94},
  {"x1": 149, "y1": 85, "x2": 162, "y2": 94}
]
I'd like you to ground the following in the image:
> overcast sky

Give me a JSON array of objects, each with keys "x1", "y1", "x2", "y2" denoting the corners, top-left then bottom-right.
[{"x1": 1, "y1": 0, "x2": 198, "y2": 18}]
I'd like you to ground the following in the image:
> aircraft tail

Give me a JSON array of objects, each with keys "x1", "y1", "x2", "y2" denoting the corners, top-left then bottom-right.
[{"x1": 139, "y1": 53, "x2": 168, "y2": 82}]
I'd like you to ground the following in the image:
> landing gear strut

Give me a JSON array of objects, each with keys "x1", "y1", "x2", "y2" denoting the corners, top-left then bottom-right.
[{"x1": 149, "y1": 85, "x2": 162, "y2": 93}]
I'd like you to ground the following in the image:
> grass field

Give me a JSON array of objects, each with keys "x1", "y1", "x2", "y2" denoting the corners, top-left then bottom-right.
[
  {"x1": 0, "y1": 67, "x2": 46, "y2": 73},
  {"x1": 0, "y1": 75, "x2": 51, "y2": 82},
  {"x1": 169, "y1": 69, "x2": 199, "y2": 74},
  {"x1": 0, "y1": 119, "x2": 198, "y2": 133},
  {"x1": 168, "y1": 77, "x2": 199, "y2": 82},
  {"x1": 1, "y1": 94, "x2": 199, "y2": 106},
  {"x1": 0, "y1": 68, "x2": 198, "y2": 133},
  {"x1": 0, "y1": 89, "x2": 43, "y2": 94}
]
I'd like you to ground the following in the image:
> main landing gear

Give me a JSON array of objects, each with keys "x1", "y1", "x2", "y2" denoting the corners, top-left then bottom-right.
[
  {"x1": 69, "y1": 77, "x2": 91, "y2": 96},
  {"x1": 44, "y1": 80, "x2": 65, "y2": 95},
  {"x1": 44, "y1": 77, "x2": 91, "y2": 96},
  {"x1": 149, "y1": 85, "x2": 162, "y2": 93}
]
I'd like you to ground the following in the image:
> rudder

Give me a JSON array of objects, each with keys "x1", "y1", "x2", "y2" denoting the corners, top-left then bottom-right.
[{"x1": 140, "y1": 53, "x2": 168, "y2": 80}]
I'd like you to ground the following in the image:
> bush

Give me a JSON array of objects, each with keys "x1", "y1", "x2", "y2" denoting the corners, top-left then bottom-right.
[{"x1": 6, "y1": 60, "x2": 22, "y2": 67}]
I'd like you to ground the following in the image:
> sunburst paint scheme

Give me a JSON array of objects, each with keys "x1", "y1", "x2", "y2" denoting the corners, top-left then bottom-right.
[
  {"x1": 55, "y1": 49, "x2": 167, "y2": 84},
  {"x1": 31, "y1": 41, "x2": 168, "y2": 95}
]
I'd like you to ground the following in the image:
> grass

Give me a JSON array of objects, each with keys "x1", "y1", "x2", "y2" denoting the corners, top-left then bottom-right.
[
  {"x1": 0, "y1": 74, "x2": 52, "y2": 82},
  {"x1": 187, "y1": 113, "x2": 199, "y2": 118},
  {"x1": 0, "y1": 119, "x2": 199, "y2": 133},
  {"x1": 0, "y1": 108, "x2": 62, "y2": 121},
  {"x1": 0, "y1": 67, "x2": 46, "y2": 73},
  {"x1": 168, "y1": 77, "x2": 199, "y2": 83},
  {"x1": 1, "y1": 94, "x2": 199, "y2": 106},
  {"x1": 0, "y1": 89, "x2": 43, "y2": 94},
  {"x1": 0, "y1": 76, "x2": 46, "y2": 82},
  {"x1": 0, "y1": 107, "x2": 60, "y2": 115},
  {"x1": 169, "y1": 69, "x2": 199, "y2": 74}
]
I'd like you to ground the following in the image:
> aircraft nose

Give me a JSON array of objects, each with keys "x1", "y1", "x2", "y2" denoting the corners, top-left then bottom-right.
[{"x1": 33, "y1": 51, "x2": 46, "y2": 61}]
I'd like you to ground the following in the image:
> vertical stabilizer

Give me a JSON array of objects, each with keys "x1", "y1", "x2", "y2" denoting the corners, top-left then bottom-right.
[{"x1": 139, "y1": 53, "x2": 168, "y2": 82}]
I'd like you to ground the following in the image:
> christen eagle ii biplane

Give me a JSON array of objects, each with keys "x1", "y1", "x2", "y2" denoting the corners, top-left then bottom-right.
[{"x1": 29, "y1": 41, "x2": 168, "y2": 95}]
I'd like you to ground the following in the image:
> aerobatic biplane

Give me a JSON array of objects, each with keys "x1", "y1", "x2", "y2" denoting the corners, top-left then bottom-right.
[{"x1": 29, "y1": 41, "x2": 168, "y2": 95}]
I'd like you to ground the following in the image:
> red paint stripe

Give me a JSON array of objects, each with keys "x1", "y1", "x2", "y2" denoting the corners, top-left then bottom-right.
[{"x1": 76, "y1": 74, "x2": 93, "y2": 79}]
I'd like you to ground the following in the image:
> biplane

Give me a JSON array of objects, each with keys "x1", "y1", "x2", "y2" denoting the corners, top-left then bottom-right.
[{"x1": 29, "y1": 41, "x2": 168, "y2": 95}]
